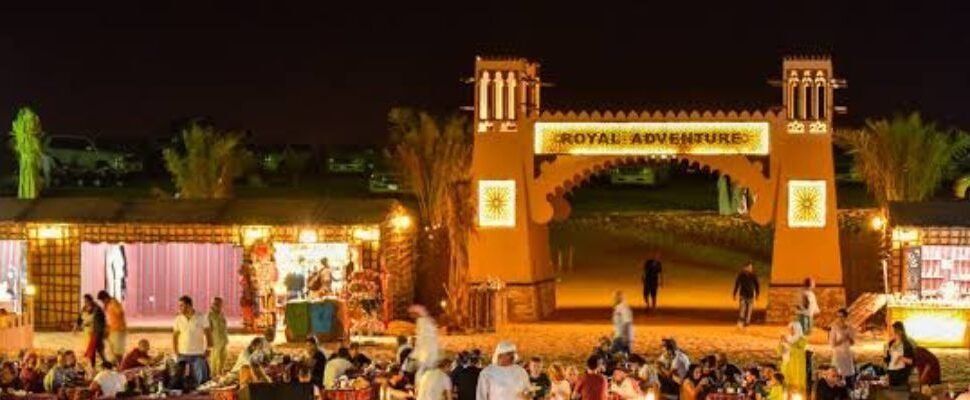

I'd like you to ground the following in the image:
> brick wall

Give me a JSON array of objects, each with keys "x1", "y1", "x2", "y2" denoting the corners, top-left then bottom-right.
[{"x1": 766, "y1": 285, "x2": 846, "y2": 328}]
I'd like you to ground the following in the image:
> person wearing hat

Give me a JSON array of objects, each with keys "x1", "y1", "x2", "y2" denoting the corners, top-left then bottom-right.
[{"x1": 476, "y1": 341, "x2": 530, "y2": 400}]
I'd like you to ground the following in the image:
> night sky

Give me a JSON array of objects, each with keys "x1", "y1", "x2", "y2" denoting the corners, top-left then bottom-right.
[{"x1": 0, "y1": 2, "x2": 968, "y2": 145}]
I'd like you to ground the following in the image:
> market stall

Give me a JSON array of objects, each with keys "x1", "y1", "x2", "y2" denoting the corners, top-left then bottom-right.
[
  {"x1": 886, "y1": 202, "x2": 970, "y2": 347},
  {"x1": 0, "y1": 197, "x2": 416, "y2": 332}
]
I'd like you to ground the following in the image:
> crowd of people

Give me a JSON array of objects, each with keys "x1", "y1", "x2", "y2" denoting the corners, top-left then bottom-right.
[{"x1": 0, "y1": 265, "x2": 957, "y2": 400}]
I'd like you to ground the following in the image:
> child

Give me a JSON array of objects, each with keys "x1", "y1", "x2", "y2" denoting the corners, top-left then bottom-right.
[{"x1": 766, "y1": 373, "x2": 785, "y2": 400}]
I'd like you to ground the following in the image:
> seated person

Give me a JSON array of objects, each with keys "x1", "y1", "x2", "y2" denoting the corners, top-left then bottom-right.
[
  {"x1": 349, "y1": 342, "x2": 372, "y2": 369},
  {"x1": 323, "y1": 348, "x2": 355, "y2": 389},
  {"x1": 383, "y1": 364, "x2": 413, "y2": 400},
  {"x1": 914, "y1": 346, "x2": 941, "y2": 391},
  {"x1": 305, "y1": 337, "x2": 327, "y2": 388},
  {"x1": 121, "y1": 339, "x2": 161, "y2": 370},
  {"x1": 610, "y1": 366, "x2": 641, "y2": 400},
  {"x1": 44, "y1": 350, "x2": 86, "y2": 393},
  {"x1": 0, "y1": 361, "x2": 23, "y2": 392},
  {"x1": 741, "y1": 368, "x2": 765, "y2": 400},
  {"x1": 19, "y1": 352, "x2": 44, "y2": 393},
  {"x1": 89, "y1": 362, "x2": 127, "y2": 398},
  {"x1": 766, "y1": 373, "x2": 785, "y2": 400},
  {"x1": 715, "y1": 353, "x2": 742, "y2": 385},
  {"x1": 812, "y1": 365, "x2": 849, "y2": 400}
]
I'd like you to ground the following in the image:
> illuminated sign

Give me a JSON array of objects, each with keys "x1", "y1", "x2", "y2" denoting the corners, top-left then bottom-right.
[
  {"x1": 534, "y1": 122, "x2": 770, "y2": 155},
  {"x1": 478, "y1": 180, "x2": 516, "y2": 227},
  {"x1": 787, "y1": 180, "x2": 826, "y2": 228}
]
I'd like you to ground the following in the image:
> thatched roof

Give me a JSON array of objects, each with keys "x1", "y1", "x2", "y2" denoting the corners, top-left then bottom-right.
[
  {"x1": 889, "y1": 201, "x2": 970, "y2": 228},
  {"x1": 0, "y1": 197, "x2": 403, "y2": 226}
]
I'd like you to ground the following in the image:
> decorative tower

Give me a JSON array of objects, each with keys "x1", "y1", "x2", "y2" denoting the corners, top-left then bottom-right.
[
  {"x1": 767, "y1": 56, "x2": 844, "y2": 323},
  {"x1": 468, "y1": 57, "x2": 555, "y2": 321}
]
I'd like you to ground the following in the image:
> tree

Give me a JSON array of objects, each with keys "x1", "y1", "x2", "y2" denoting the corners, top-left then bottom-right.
[
  {"x1": 10, "y1": 107, "x2": 44, "y2": 199},
  {"x1": 835, "y1": 112, "x2": 970, "y2": 205},
  {"x1": 163, "y1": 122, "x2": 252, "y2": 199},
  {"x1": 388, "y1": 108, "x2": 474, "y2": 326}
]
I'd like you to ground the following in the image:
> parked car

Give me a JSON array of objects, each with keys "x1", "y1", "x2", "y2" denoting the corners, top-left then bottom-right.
[
  {"x1": 955, "y1": 174, "x2": 970, "y2": 200},
  {"x1": 368, "y1": 171, "x2": 411, "y2": 195},
  {"x1": 327, "y1": 155, "x2": 369, "y2": 174},
  {"x1": 45, "y1": 134, "x2": 143, "y2": 186},
  {"x1": 609, "y1": 166, "x2": 667, "y2": 186}
]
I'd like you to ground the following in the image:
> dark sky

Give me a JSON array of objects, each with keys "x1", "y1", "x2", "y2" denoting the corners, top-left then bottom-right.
[{"x1": 0, "y1": 2, "x2": 968, "y2": 145}]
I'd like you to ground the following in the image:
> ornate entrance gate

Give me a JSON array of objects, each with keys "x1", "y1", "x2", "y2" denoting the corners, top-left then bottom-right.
[{"x1": 468, "y1": 56, "x2": 844, "y2": 323}]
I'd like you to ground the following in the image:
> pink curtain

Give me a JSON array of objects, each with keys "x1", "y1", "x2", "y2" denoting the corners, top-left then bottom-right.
[
  {"x1": 81, "y1": 243, "x2": 242, "y2": 319},
  {"x1": 0, "y1": 240, "x2": 26, "y2": 313}
]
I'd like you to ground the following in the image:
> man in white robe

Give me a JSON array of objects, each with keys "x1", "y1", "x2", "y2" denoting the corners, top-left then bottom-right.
[{"x1": 476, "y1": 341, "x2": 531, "y2": 400}]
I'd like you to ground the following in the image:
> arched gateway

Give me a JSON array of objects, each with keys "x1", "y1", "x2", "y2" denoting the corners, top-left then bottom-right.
[{"x1": 468, "y1": 56, "x2": 844, "y2": 323}]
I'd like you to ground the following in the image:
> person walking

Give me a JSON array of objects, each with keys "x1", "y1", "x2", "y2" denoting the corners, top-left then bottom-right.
[
  {"x1": 641, "y1": 252, "x2": 663, "y2": 310},
  {"x1": 732, "y1": 263, "x2": 760, "y2": 328},
  {"x1": 97, "y1": 290, "x2": 127, "y2": 363},
  {"x1": 827, "y1": 308, "x2": 856, "y2": 386},
  {"x1": 611, "y1": 291, "x2": 634, "y2": 354},
  {"x1": 77, "y1": 294, "x2": 108, "y2": 368},
  {"x1": 207, "y1": 297, "x2": 229, "y2": 377},
  {"x1": 476, "y1": 341, "x2": 531, "y2": 400},
  {"x1": 172, "y1": 295, "x2": 213, "y2": 385},
  {"x1": 795, "y1": 278, "x2": 820, "y2": 334}
]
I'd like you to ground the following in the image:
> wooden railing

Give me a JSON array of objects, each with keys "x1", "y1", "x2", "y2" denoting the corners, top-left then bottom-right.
[{"x1": 0, "y1": 296, "x2": 34, "y2": 353}]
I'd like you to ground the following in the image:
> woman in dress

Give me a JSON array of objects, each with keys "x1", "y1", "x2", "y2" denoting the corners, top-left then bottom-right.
[
  {"x1": 779, "y1": 321, "x2": 807, "y2": 394},
  {"x1": 883, "y1": 321, "x2": 915, "y2": 388},
  {"x1": 828, "y1": 308, "x2": 856, "y2": 386},
  {"x1": 76, "y1": 294, "x2": 107, "y2": 368}
]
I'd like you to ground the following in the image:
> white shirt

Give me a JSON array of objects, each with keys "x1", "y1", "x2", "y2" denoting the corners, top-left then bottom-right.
[
  {"x1": 416, "y1": 368, "x2": 452, "y2": 400},
  {"x1": 797, "y1": 289, "x2": 820, "y2": 316},
  {"x1": 610, "y1": 378, "x2": 640, "y2": 400},
  {"x1": 612, "y1": 302, "x2": 634, "y2": 340},
  {"x1": 476, "y1": 364, "x2": 530, "y2": 400},
  {"x1": 173, "y1": 311, "x2": 210, "y2": 355},
  {"x1": 660, "y1": 351, "x2": 690, "y2": 379},
  {"x1": 324, "y1": 357, "x2": 354, "y2": 388},
  {"x1": 93, "y1": 370, "x2": 127, "y2": 397},
  {"x1": 550, "y1": 379, "x2": 571, "y2": 400}
]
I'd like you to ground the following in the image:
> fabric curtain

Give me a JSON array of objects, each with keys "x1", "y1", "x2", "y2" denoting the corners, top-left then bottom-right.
[
  {"x1": 81, "y1": 242, "x2": 243, "y2": 319},
  {"x1": 0, "y1": 240, "x2": 26, "y2": 313}
]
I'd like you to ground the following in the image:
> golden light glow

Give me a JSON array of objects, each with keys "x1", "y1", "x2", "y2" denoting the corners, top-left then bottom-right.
[
  {"x1": 889, "y1": 305, "x2": 968, "y2": 347},
  {"x1": 478, "y1": 180, "x2": 516, "y2": 227},
  {"x1": 298, "y1": 229, "x2": 318, "y2": 244},
  {"x1": 35, "y1": 224, "x2": 67, "y2": 239},
  {"x1": 787, "y1": 180, "x2": 826, "y2": 228},
  {"x1": 241, "y1": 225, "x2": 271, "y2": 246},
  {"x1": 892, "y1": 228, "x2": 920, "y2": 243},
  {"x1": 353, "y1": 227, "x2": 380, "y2": 242},
  {"x1": 24, "y1": 284, "x2": 36, "y2": 296},
  {"x1": 870, "y1": 215, "x2": 886, "y2": 231},
  {"x1": 391, "y1": 214, "x2": 413, "y2": 231},
  {"x1": 534, "y1": 122, "x2": 770, "y2": 156}
]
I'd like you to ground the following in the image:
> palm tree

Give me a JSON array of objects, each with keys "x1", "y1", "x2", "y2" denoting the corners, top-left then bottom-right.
[
  {"x1": 10, "y1": 107, "x2": 44, "y2": 199},
  {"x1": 835, "y1": 112, "x2": 970, "y2": 205},
  {"x1": 163, "y1": 122, "x2": 252, "y2": 199},
  {"x1": 388, "y1": 108, "x2": 474, "y2": 327}
]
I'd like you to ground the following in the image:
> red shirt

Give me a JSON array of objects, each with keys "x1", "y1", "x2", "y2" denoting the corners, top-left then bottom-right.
[
  {"x1": 120, "y1": 348, "x2": 149, "y2": 370},
  {"x1": 575, "y1": 372, "x2": 608, "y2": 400}
]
